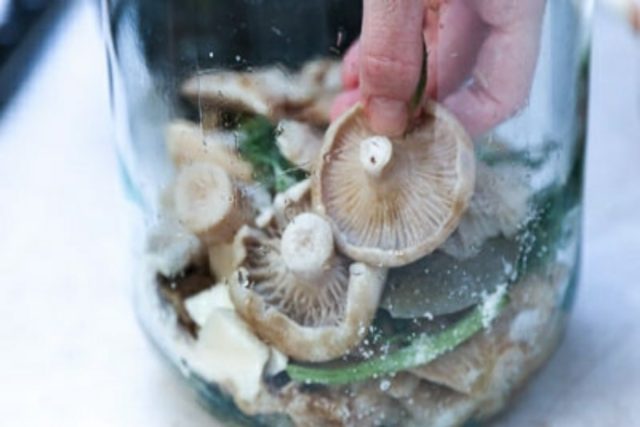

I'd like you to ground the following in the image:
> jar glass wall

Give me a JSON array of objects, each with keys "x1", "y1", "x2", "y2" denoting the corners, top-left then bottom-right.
[{"x1": 103, "y1": 1, "x2": 592, "y2": 426}]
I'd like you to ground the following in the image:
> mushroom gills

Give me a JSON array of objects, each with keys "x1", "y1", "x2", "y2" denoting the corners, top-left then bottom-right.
[
  {"x1": 313, "y1": 101, "x2": 475, "y2": 267},
  {"x1": 228, "y1": 216, "x2": 387, "y2": 362}
]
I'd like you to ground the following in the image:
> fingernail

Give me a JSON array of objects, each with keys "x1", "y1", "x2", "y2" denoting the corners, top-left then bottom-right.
[{"x1": 365, "y1": 96, "x2": 408, "y2": 137}]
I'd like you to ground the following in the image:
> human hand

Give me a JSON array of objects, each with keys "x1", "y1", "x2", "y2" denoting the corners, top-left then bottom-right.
[{"x1": 331, "y1": 0, "x2": 547, "y2": 138}]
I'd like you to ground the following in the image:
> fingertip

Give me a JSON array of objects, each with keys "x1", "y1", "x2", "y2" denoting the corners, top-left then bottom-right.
[{"x1": 365, "y1": 96, "x2": 408, "y2": 137}]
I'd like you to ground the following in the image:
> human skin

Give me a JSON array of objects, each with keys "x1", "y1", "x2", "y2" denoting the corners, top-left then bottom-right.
[{"x1": 331, "y1": 0, "x2": 547, "y2": 138}]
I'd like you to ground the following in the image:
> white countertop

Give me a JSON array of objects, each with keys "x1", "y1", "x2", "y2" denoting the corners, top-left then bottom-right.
[{"x1": 0, "y1": 1, "x2": 639, "y2": 426}]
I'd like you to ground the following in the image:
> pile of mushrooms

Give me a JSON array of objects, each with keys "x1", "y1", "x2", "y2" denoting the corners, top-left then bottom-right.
[{"x1": 163, "y1": 60, "x2": 478, "y2": 365}]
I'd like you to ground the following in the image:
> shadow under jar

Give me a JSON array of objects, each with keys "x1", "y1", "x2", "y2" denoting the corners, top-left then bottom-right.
[{"x1": 102, "y1": 0, "x2": 592, "y2": 425}]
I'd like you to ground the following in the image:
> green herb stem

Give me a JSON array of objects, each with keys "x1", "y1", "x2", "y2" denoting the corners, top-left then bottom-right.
[
  {"x1": 236, "y1": 116, "x2": 306, "y2": 193},
  {"x1": 287, "y1": 295, "x2": 507, "y2": 386}
]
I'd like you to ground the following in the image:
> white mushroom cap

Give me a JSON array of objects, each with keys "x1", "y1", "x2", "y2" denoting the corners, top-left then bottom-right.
[
  {"x1": 180, "y1": 61, "x2": 341, "y2": 126},
  {"x1": 174, "y1": 162, "x2": 247, "y2": 244},
  {"x1": 228, "y1": 222, "x2": 387, "y2": 362},
  {"x1": 181, "y1": 68, "x2": 293, "y2": 118},
  {"x1": 165, "y1": 119, "x2": 253, "y2": 182},
  {"x1": 280, "y1": 213, "x2": 335, "y2": 281},
  {"x1": 275, "y1": 120, "x2": 323, "y2": 171},
  {"x1": 313, "y1": 101, "x2": 476, "y2": 267},
  {"x1": 288, "y1": 59, "x2": 342, "y2": 126}
]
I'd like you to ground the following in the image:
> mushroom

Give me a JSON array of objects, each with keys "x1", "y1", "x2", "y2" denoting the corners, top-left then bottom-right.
[
  {"x1": 165, "y1": 120, "x2": 253, "y2": 182},
  {"x1": 287, "y1": 59, "x2": 342, "y2": 126},
  {"x1": 440, "y1": 162, "x2": 531, "y2": 259},
  {"x1": 181, "y1": 68, "x2": 294, "y2": 119},
  {"x1": 297, "y1": 58, "x2": 342, "y2": 94},
  {"x1": 275, "y1": 120, "x2": 323, "y2": 171},
  {"x1": 272, "y1": 178, "x2": 312, "y2": 228},
  {"x1": 174, "y1": 162, "x2": 248, "y2": 244},
  {"x1": 253, "y1": 178, "x2": 312, "y2": 236},
  {"x1": 228, "y1": 213, "x2": 387, "y2": 362},
  {"x1": 313, "y1": 101, "x2": 476, "y2": 267},
  {"x1": 409, "y1": 267, "x2": 566, "y2": 397}
]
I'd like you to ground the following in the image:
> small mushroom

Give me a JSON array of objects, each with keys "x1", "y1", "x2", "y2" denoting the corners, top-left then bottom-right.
[
  {"x1": 165, "y1": 120, "x2": 253, "y2": 182},
  {"x1": 181, "y1": 68, "x2": 293, "y2": 119},
  {"x1": 275, "y1": 120, "x2": 323, "y2": 171},
  {"x1": 174, "y1": 162, "x2": 248, "y2": 244},
  {"x1": 440, "y1": 162, "x2": 531, "y2": 259},
  {"x1": 228, "y1": 213, "x2": 387, "y2": 362},
  {"x1": 313, "y1": 101, "x2": 476, "y2": 267}
]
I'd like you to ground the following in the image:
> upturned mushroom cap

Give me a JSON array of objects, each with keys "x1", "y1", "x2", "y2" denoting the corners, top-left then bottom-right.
[
  {"x1": 174, "y1": 162, "x2": 247, "y2": 244},
  {"x1": 313, "y1": 101, "x2": 476, "y2": 267},
  {"x1": 228, "y1": 216, "x2": 387, "y2": 362}
]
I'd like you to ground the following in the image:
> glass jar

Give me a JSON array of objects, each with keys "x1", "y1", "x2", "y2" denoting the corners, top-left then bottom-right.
[{"x1": 103, "y1": 1, "x2": 592, "y2": 426}]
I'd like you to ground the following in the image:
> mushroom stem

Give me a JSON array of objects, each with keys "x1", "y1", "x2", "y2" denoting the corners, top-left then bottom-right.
[
  {"x1": 360, "y1": 136, "x2": 393, "y2": 178},
  {"x1": 281, "y1": 213, "x2": 335, "y2": 281}
]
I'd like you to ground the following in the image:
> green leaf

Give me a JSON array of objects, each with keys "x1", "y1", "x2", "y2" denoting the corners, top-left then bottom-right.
[
  {"x1": 286, "y1": 290, "x2": 508, "y2": 386},
  {"x1": 236, "y1": 116, "x2": 307, "y2": 193}
]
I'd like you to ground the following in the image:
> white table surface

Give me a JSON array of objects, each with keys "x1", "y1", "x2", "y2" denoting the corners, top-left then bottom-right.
[{"x1": 0, "y1": 1, "x2": 639, "y2": 426}]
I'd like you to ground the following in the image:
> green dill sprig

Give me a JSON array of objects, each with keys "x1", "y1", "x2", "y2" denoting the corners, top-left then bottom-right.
[{"x1": 236, "y1": 116, "x2": 307, "y2": 193}]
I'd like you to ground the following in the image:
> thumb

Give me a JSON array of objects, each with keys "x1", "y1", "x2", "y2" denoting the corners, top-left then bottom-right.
[{"x1": 360, "y1": 0, "x2": 424, "y2": 136}]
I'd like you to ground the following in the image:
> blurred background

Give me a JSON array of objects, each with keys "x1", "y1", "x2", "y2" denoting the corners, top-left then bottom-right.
[{"x1": 0, "y1": 0, "x2": 638, "y2": 425}]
